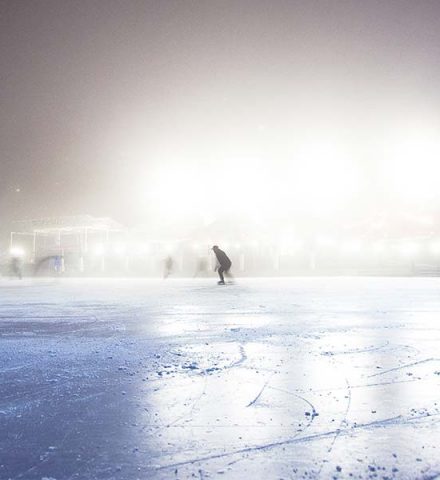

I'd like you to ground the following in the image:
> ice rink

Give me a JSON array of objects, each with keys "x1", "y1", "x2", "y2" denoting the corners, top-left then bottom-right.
[{"x1": 1, "y1": 277, "x2": 439, "y2": 480}]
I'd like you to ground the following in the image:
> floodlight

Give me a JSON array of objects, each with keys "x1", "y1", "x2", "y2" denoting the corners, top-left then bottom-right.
[
  {"x1": 10, "y1": 246, "x2": 25, "y2": 257},
  {"x1": 134, "y1": 243, "x2": 150, "y2": 256},
  {"x1": 290, "y1": 240, "x2": 303, "y2": 252},
  {"x1": 113, "y1": 243, "x2": 126, "y2": 255},
  {"x1": 315, "y1": 235, "x2": 336, "y2": 248},
  {"x1": 384, "y1": 127, "x2": 440, "y2": 201},
  {"x1": 341, "y1": 240, "x2": 362, "y2": 255},
  {"x1": 94, "y1": 244, "x2": 105, "y2": 256}
]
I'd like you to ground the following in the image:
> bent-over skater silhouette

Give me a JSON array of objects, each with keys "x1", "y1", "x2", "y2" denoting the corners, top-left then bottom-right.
[{"x1": 212, "y1": 245, "x2": 232, "y2": 285}]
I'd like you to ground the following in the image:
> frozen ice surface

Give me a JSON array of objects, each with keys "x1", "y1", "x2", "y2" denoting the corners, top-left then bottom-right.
[{"x1": 0, "y1": 277, "x2": 439, "y2": 480}]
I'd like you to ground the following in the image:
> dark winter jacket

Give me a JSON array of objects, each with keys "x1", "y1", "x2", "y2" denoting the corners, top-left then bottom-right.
[{"x1": 214, "y1": 249, "x2": 232, "y2": 268}]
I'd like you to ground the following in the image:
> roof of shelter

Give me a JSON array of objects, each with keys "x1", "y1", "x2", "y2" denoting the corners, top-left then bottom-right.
[{"x1": 12, "y1": 215, "x2": 124, "y2": 234}]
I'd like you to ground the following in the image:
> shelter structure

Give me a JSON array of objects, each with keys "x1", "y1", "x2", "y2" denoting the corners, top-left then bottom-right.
[{"x1": 10, "y1": 215, "x2": 124, "y2": 273}]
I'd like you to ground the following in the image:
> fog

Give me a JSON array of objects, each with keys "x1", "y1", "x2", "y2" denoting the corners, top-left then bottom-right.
[{"x1": 2, "y1": 0, "x2": 440, "y2": 261}]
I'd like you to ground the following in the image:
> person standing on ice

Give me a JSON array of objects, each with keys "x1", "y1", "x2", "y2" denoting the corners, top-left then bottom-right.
[
  {"x1": 163, "y1": 256, "x2": 174, "y2": 278},
  {"x1": 212, "y1": 245, "x2": 232, "y2": 285},
  {"x1": 9, "y1": 255, "x2": 22, "y2": 280}
]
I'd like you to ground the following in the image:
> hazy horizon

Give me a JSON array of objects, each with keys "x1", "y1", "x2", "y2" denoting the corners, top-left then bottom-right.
[{"x1": 2, "y1": 0, "x2": 440, "y2": 231}]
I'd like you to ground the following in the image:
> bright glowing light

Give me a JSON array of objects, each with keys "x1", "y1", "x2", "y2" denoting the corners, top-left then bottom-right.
[
  {"x1": 144, "y1": 168, "x2": 210, "y2": 221},
  {"x1": 290, "y1": 135, "x2": 361, "y2": 214},
  {"x1": 399, "y1": 241, "x2": 420, "y2": 257},
  {"x1": 137, "y1": 243, "x2": 150, "y2": 255},
  {"x1": 291, "y1": 240, "x2": 303, "y2": 252},
  {"x1": 341, "y1": 240, "x2": 362, "y2": 255},
  {"x1": 384, "y1": 127, "x2": 440, "y2": 202},
  {"x1": 113, "y1": 243, "x2": 126, "y2": 255},
  {"x1": 10, "y1": 246, "x2": 25, "y2": 257},
  {"x1": 315, "y1": 235, "x2": 336, "y2": 248},
  {"x1": 94, "y1": 244, "x2": 105, "y2": 256},
  {"x1": 142, "y1": 141, "x2": 361, "y2": 225},
  {"x1": 278, "y1": 236, "x2": 302, "y2": 254}
]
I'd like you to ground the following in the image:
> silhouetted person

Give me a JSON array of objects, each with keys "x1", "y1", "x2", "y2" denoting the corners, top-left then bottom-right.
[
  {"x1": 53, "y1": 255, "x2": 63, "y2": 275},
  {"x1": 10, "y1": 256, "x2": 22, "y2": 280},
  {"x1": 34, "y1": 255, "x2": 61, "y2": 276},
  {"x1": 212, "y1": 245, "x2": 232, "y2": 285},
  {"x1": 164, "y1": 256, "x2": 174, "y2": 278}
]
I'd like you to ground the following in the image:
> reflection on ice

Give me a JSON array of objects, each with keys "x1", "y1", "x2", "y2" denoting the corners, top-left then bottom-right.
[{"x1": 157, "y1": 313, "x2": 273, "y2": 336}]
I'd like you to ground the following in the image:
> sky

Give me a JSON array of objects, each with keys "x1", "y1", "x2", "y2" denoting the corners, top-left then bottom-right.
[{"x1": 1, "y1": 0, "x2": 440, "y2": 230}]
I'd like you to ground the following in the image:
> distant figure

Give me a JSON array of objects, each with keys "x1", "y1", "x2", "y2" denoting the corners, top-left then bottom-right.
[
  {"x1": 10, "y1": 256, "x2": 22, "y2": 280},
  {"x1": 193, "y1": 257, "x2": 208, "y2": 277},
  {"x1": 34, "y1": 255, "x2": 61, "y2": 276},
  {"x1": 163, "y1": 256, "x2": 174, "y2": 279},
  {"x1": 53, "y1": 255, "x2": 63, "y2": 275},
  {"x1": 212, "y1": 245, "x2": 232, "y2": 285}
]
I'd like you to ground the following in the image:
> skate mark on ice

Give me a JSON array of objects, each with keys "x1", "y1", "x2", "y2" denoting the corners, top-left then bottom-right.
[
  {"x1": 246, "y1": 374, "x2": 274, "y2": 407},
  {"x1": 156, "y1": 411, "x2": 439, "y2": 472},
  {"x1": 160, "y1": 386, "x2": 319, "y2": 472},
  {"x1": 316, "y1": 376, "x2": 352, "y2": 477},
  {"x1": 11, "y1": 394, "x2": 124, "y2": 480},
  {"x1": 329, "y1": 377, "x2": 352, "y2": 451},
  {"x1": 228, "y1": 344, "x2": 247, "y2": 369},
  {"x1": 290, "y1": 377, "x2": 419, "y2": 396},
  {"x1": 320, "y1": 341, "x2": 389, "y2": 356},
  {"x1": 388, "y1": 343, "x2": 421, "y2": 355},
  {"x1": 0, "y1": 389, "x2": 108, "y2": 417},
  {"x1": 421, "y1": 473, "x2": 440, "y2": 480},
  {"x1": 185, "y1": 344, "x2": 247, "y2": 378},
  {"x1": 158, "y1": 311, "x2": 271, "y2": 317},
  {"x1": 0, "y1": 315, "x2": 93, "y2": 319},
  {"x1": 166, "y1": 372, "x2": 208, "y2": 428},
  {"x1": 0, "y1": 315, "x2": 101, "y2": 336},
  {"x1": 0, "y1": 377, "x2": 122, "y2": 416},
  {"x1": 267, "y1": 386, "x2": 318, "y2": 424},
  {"x1": 0, "y1": 363, "x2": 34, "y2": 374},
  {"x1": 368, "y1": 357, "x2": 439, "y2": 378},
  {"x1": 0, "y1": 379, "x2": 74, "y2": 408},
  {"x1": 227, "y1": 383, "x2": 317, "y2": 470}
]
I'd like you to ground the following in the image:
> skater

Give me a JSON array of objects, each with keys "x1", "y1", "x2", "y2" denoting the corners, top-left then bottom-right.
[
  {"x1": 34, "y1": 255, "x2": 63, "y2": 276},
  {"x1": 53, "y1": 254, "x2": 63, "y2": 275},
  {"x1": 163, "y1": 256, "x2": 174, "y2": 278},
  {"x1": 10, "y1": 255, "x2": 22, "y2": 280},
  {"x1": 212, "y1": 245, "x2": 232, "y2": 285}
]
